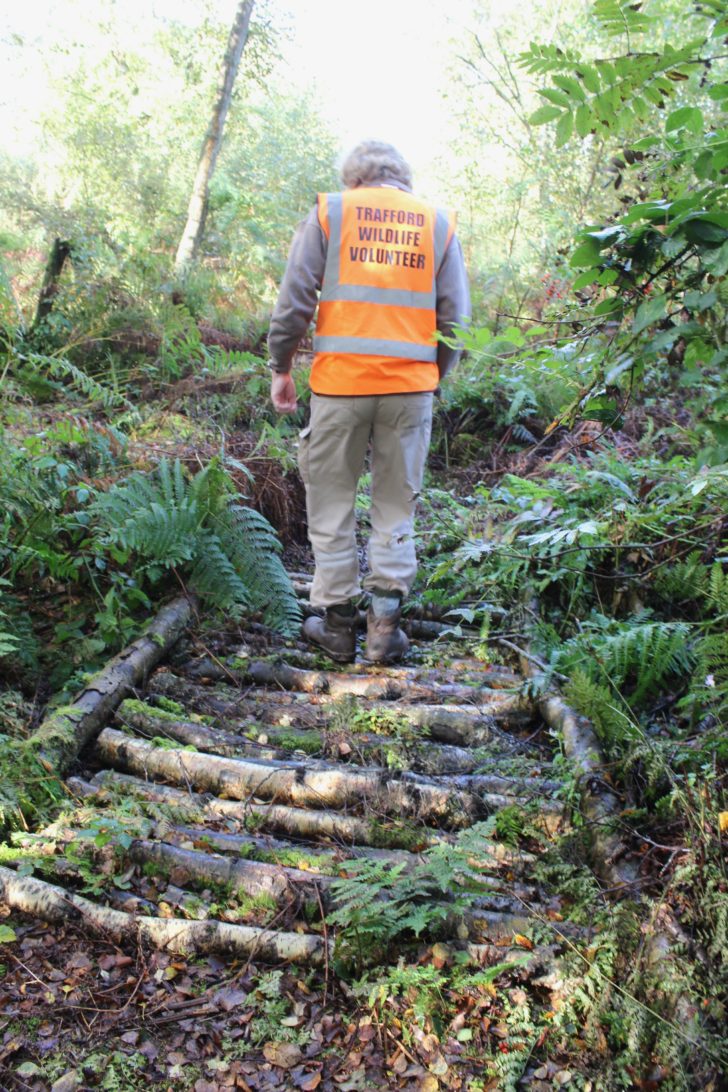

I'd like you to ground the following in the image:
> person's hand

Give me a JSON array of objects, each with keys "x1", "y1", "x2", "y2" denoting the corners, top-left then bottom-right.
[{"x1": 271, "y1": 372, "x2": 298, "y2": 414}]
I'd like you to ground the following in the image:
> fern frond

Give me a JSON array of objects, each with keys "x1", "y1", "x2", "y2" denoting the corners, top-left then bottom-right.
[
  {"x1": 89, "y1": 458, "x2": 300, "y2": 635},
  {"x1": 555, "y1": 618, "x2": 694, "y2": 705},
  {"x1": 187, "y1": 528, "x2": 251, "y2": 615},
  {"x1": 565, "y1": 668, "x2": 638, "y2": 747},
  {"x1": 16, "y1": 351, "x2": 131, "y2": 410}
]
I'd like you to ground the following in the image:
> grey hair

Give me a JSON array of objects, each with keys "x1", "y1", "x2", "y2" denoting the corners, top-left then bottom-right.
[{"x1": 340, "y1": 141, "x2": 412, "y2": 190}]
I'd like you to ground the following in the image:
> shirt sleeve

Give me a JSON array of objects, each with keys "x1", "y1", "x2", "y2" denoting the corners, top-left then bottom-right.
[
  {"x1": 435, "y1": 235, "x2": 471, "y2": 380},
  {"x1": 267, "y1": 208, "x2": 327, "y2": 374}
]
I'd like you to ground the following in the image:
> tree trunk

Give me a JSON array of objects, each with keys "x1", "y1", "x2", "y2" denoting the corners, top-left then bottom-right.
[
  {"x1": 174, "y1": 0, "x2": 254, "y2": 274},
  {"x1": 32, "y1": 596, "x2": 194, "y2": 775},
  {"x1": 32, "y1": 238, "x2": 72, "y2": 330}
]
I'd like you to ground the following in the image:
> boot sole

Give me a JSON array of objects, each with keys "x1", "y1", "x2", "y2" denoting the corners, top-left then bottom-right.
[
  {"x1": 306, "y1": 641, "x2": 356, "y2": 664},
  {"x1": 362, "y1": 652, "x2": 406, "y2": 665}
]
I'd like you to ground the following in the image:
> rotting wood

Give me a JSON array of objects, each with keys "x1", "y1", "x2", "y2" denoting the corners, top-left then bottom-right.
[
  {"x1": 0, "y1": 865, "x2": 326, "y2": 964},
  {"x1": 115, "y1": 700, "x2": 312, "y2": 764},
  {"x1": 31, "y1": 596, "x2": 195, "y2": 775}
]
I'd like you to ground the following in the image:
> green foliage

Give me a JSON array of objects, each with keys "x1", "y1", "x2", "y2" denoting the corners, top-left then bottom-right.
[
  {"x1": 516, "y1": 0, "x2": 728, "y2": 430},
  {"x1": 244, "y1": 970, "x2": 312, "y2": 1048},
  {"x1": 329, "y1": 820, "x2": 500, "y2": 973},
  {"x1": 565, "y1": 668, "x2": 637, "y2": 748},
  {"x1": 90, "y1": 456, "x2": 300, "y2": 634},
  {"x1": 8, "y1": 349, "x2": 132, "y2": 411},
  {"x1": 684, "y1": 563, "x2": 728, "y2": 724},
  {"x1": 0, "y1": 738, "x2": 68, "y2": 834},
  {"x1": 554, "y1": 614, "x2": 694, "y2": 705}
]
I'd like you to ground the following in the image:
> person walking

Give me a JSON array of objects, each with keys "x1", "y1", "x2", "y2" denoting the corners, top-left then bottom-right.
[{"x1": 268, "y1": 141, "x2": 470, "y2": 663}]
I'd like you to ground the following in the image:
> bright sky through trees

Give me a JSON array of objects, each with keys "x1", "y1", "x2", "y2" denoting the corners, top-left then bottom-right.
[
  {"x1": 1, "y1": 0, "x2": 472, "y2": 187},
  {"x1": 277, "y1": 0, "x2": 472, "y2": 178}
]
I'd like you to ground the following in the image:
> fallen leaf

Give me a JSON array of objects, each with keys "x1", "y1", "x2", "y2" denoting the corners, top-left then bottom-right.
[
  {"x1": 391, "y1": 1052, "x2": 408, "y2": 1075},
  {"x1": 512, "y1": 934, "x2": 534, "y2": 950},
  {"x1": 418, "y1": 1077, "x2": 440, "y2": 1092},
  {"x1": 216, "y1": 987, "x2": 248, "y2": 1012},
  {"x1": 297, "y1": 1073, "x2": 322, "y2": 1091},
  {"x1": 263, "y1": 1042, "x2": 303, "y2": 1069},
  {"x1": 16, "y1": 1062, "x2": 43, "y2": 1077},
  {"x1": 429, "y1": 1054, "x2": 449, "y2": 1077},
  {"x1": 719, "y1": 812, "x2": 728, "y2": 833},
  {"x1": 51, "y1": 1072, "x2": 83, "y2": 1092}
]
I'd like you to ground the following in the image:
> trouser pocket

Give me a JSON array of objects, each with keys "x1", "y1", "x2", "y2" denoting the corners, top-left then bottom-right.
[{"x1": 297, "y1": 425, "x2": 312, "y2": 486}]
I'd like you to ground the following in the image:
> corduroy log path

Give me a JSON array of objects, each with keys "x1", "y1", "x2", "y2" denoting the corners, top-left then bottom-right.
[
  {"x1": 1, "y1": 585, "x2": 604, "y2": 956},
  {"x1": 0, "y1": 580, "x2": 638, "y2": 1085}
]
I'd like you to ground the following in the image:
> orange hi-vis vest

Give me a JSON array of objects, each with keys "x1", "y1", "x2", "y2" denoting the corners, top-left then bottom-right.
[{"x1": 311, "y1": 186, "x2": 456, "y2": 396}]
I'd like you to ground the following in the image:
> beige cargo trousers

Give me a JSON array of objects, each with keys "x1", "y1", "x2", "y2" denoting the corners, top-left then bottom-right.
[{"x1": 299, "y1": 391, "x2": 434, "y2": 609}]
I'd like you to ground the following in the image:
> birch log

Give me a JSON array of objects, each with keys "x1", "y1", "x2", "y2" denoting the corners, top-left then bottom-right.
[
  {"x1": 0, "y1": 865, "x2": 325, "y2": 964},
  {"x1": 32, "y1": 596, "x2": 195, "y2": 775}
]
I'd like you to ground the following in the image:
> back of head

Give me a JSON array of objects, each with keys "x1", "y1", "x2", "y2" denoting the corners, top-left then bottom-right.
[{"x1": 341, "y1": 141, "x2": 412, "y2": 190}]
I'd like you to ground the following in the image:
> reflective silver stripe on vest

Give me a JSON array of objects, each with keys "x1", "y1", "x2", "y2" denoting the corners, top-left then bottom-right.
[
  {"x1": 321, "y1": 283, "x2": 436, "y2": 308},
  {"x1": 313, "y1": 335, "x2": 438, "y2": 362},
  {"x1": 319, "y1": 192, "x2": 444, "y2": 309}
]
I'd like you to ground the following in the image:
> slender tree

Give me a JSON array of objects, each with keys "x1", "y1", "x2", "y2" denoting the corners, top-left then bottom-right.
[{"x1": 174, "y1": 0, "x2": 254, "y2": 275}]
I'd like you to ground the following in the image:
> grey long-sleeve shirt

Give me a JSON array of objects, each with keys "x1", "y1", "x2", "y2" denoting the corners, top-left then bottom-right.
[{"x1": 268, "y1": 191, "x2": 471, "y2": 381}]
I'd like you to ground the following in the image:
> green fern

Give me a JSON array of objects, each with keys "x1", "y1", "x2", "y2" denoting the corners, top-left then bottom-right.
[
  {"x1": 565, "y1": 668, "x2": 638, "y2": 748},
  {"x1": 0, "y1": 579, "x2": 18, "y2": 658},
  {"x1": 13, "y1": 350, "x2": 131, "y2": 410},
  {"x1": 90, "y1": 457, "x2": 301, "y2": 635},
  {"x1": 685, "y1": 564, "x2": 728, "y2": 725},
  {"x1": 554, "y1": 615, "x2": 694, "y2": 706}
]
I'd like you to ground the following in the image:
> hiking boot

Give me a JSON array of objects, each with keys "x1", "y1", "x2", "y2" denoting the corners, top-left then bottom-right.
[
  {"x1": 365, "y1": 593, "x2": 409, "y2": 663},
  {"x1": 302, "y1": 603, "x2": 357, "y2": 663}
]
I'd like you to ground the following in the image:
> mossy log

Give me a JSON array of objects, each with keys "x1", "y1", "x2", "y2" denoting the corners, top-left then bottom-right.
[
  {"x1": 91, "y1": 772, "x2": 531, "y2": 865},
  {"x1": 181, "y1": 655, "x2": 490, "y2": 704},
  {"x1": 149, "y1": 670, "x2": 535, "y2": 744},
  {"x1": 31, "y1": 596, "x2": 195, "y2": 775},
  {"x1": 115, "y1": 699, "x2": 308, "y2": 763},
  {"x1": 129, "y1": 839, "x2": 332, "y2": 905},
  {"x1": 519, "y1": 658, "x2": 640, "y2": 889},
  {"x1": 148, "y1": 671, "x2": 320, "y2": 726},
  {"x1": 93, "y1": 728, "x2": 483, "y2": 828},
  {"x1": 156, "y1": 824, "x2": 531, "y2": 890},
  {"x1": 0, "y1": 865, "x2": 325, "y2": 964},
  {"x1": 91, "y1": 770, "x2": 401, "y2": 845},
  {"x1": 132, "y1": 840, "x2": 538, "y2": 923}
]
